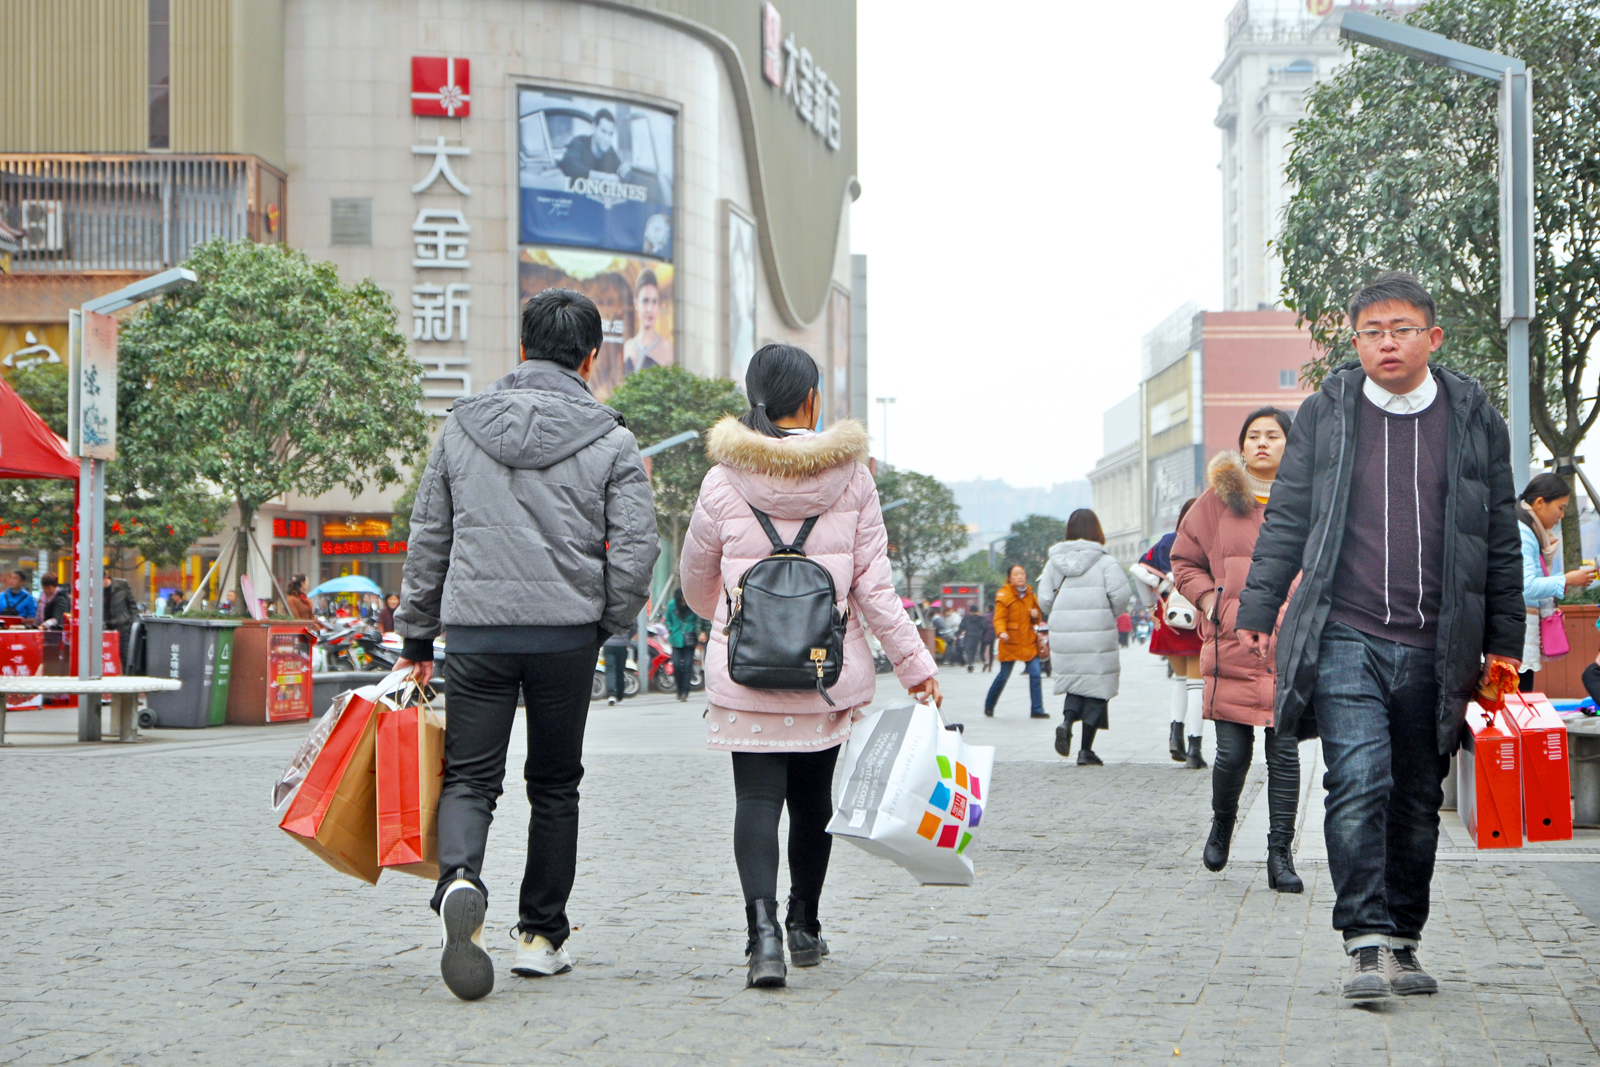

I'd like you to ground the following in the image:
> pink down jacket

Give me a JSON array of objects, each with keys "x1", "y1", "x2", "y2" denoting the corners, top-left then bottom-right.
[{"x1": 680, "y1": 416, "x2": 938, "y2": 714}]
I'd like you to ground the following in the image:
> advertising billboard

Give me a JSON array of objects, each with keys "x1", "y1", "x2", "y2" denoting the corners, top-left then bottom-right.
[
  {"x1": 518, "y1": 88, "x2": 676, "y2": 261},
  {"x1": 518, "y1": 248, "x2": 675, "y2": 401},
  {"x1": 726, "y1": 205, "x2": 757, "y2": 387}
]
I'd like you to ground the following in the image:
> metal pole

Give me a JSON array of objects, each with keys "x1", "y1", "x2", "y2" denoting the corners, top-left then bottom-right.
[
  {"x1": 636, "y1": 608, "x2": 649, "y2": 698},
  {"x1": 75, "y1": 458, "x2": 105, "y2": 740}
]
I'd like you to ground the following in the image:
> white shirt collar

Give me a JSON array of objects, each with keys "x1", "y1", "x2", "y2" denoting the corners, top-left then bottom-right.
[{"x1": 1363, "y1": 370, "x2": 1437, "y2": 414}]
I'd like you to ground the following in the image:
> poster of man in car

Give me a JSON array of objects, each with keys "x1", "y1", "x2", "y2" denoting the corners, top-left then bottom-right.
[{"x1": 519, "y1": 88, "x2": 675, "y2": 261}]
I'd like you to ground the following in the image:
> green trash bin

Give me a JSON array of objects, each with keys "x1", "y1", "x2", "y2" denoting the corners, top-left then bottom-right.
[{"x1": 140, "y1": 617, "x2": 241, "y2": 728}]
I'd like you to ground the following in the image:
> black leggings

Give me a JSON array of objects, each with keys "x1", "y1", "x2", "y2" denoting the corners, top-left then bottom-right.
[
  {"x1": 1212, "y1": 719, "x2": 1300, "y2": 846},
  {"x1": 731, "y1": 747, "x2": 839, "y2": 907}
]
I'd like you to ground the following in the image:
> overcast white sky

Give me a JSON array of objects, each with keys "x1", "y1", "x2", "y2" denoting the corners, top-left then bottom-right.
[{"x1": 852, "y1": 0, "x2": 1238, "y2": 488}]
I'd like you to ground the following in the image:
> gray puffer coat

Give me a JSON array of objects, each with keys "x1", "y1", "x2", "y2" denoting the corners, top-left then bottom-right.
[
  {"x1": 1037, "y1": 539, "x2": 1132, "y2": 699},
  {"x1": 395, "y1": 359, "x2": 659, "y2": 645}
]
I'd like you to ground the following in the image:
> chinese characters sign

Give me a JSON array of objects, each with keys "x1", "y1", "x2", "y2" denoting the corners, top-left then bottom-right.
[
  {"x1": 272, "y1": 518, "x2": 308, "y2": 539},
  {"x1": 321, "y1": 539, "x2": 409, "y2": 556},
  {"x1": 760, "y1": 4, "x2": 841, "y2": 151},
  {"x1": 408, "y1": 68, "x2": 473, "y2": 403},
  {"x1": 75, "y1": 311, "x2": 117, "y2": 460}
]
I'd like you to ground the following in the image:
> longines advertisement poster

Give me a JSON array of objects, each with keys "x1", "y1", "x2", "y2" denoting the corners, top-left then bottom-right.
[
  {"x1": 518, "y1": 88, "x2": 676, "y2": 261},
  {"x1": 518, "y1": 248, "x2": 675, "y2": 401}
]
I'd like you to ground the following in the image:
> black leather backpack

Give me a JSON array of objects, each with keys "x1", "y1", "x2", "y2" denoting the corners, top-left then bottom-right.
[{"x1": 723, "y1": 506, "x2": 848, "y2": 704}]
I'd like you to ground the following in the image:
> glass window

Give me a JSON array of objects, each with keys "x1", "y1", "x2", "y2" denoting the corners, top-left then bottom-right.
[
  {"x1": 148, "y1": 0, "x2": 170, "y2": 149},
  {"x1": 1279, "y1": 369, "x2": 1297, "y2": 389}
]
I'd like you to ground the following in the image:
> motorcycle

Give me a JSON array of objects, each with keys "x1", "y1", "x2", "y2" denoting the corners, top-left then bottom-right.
[
  {"x1": 312, "y1": 618, "x2": 380, "y2": 671},
  {"x1": 591, "y1": 635, "x2": 705, "y2": 700},
  {"x1": 356, "y1": 632, "x2": 447, "y2": 686}
]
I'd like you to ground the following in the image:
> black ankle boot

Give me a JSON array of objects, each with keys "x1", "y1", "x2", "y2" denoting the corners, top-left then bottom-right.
[
  {"x1": 1169, "y1": 722, "x2": 1185, "y2": 762},
  {"x1": 745, "y1": 900, "x2": 786, "y2": 987},
  {"x1": 1185, "y1": 736, "x2": 1208, "y2": 769},
  {"x1": 1266, "y1": 837, "x2": 1303, "y2": 893},
  {"x1": 785, "y1": 898, "x2": 826, "y2": 967},
  {"x1": 1203, "y1": 813, "x2": 1235, "y2": 872}
]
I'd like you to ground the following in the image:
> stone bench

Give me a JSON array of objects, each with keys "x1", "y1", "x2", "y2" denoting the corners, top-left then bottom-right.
[{"x1": 0, "y1": 676, "x2": 183, "y2": 744}]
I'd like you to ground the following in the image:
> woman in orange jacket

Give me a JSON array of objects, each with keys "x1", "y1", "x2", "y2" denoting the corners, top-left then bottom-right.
[{"x1": 984, "y1": 564, "x2": 1046, "y2": 718}]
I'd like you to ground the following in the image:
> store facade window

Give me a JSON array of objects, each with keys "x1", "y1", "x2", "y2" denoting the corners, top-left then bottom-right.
[{"x1": 147, "y1": 0, "x2": 170, "y2": 149}]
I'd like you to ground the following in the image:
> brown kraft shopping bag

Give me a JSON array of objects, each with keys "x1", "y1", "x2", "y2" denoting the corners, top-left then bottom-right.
[{"x1": 279, "y1": 686, "x2": 385, "y2": 884}]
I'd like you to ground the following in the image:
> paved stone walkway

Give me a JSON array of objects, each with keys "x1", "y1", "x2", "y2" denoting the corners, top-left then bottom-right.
[{"x1": 5, "y1": 651, "x2": 1600, "y2": 1064}]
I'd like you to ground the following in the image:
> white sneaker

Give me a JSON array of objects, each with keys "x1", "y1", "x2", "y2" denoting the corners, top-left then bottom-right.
[
  {"x1": 438, "y1": 875, "x2": 493, "y2": 1001},
  {"x1": 606, "y1": 697, "x2": 618, "y2": 706},
  {"x1": 510, "y1": 928, "x2": 573, "y2": 977}
]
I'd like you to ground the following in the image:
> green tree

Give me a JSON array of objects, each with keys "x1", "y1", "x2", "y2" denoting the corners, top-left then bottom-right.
[
  {"x1": 1002, "y1": 513, "x2": 1066, "y2": 585},
  {"x1": 607, "y1": 365, "x2": 747, "y2": 583},
  {"x1": 1279, "y1": 0, "x2": 1600, "y2": 562},
  {"x1": 117, "y1": 238, "x2": 432, "y2": 612},
  {"x1": 874, "y1": 467, "x2": 966, "y2": 596}
]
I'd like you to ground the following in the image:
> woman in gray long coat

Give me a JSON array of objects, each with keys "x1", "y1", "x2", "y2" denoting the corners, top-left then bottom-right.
[{"x1": 1037, "y1": 509, "x2": 1132, "y2": 765}]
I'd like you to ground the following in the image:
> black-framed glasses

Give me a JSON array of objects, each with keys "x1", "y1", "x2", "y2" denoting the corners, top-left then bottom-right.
[{"x1": 1352, "y1": 327, "x2": 1430, "y2": 344}]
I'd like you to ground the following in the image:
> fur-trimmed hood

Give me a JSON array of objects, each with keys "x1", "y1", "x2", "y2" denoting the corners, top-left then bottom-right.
[
  {"x1": 706, "y1": 416, "x2": 870, "y2": 476},
  {"x1": 1207, "y1": 451, "x2": 1258, "y2": 516}
]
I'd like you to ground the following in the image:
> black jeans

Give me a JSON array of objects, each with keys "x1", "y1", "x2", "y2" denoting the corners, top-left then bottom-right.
[
  {"x1": 1313, "y1": 621, "x2": 1446, "y2": 947},
  {"x1": 430, "y1": 646, "x2": 595, "y2": 949},
  {"x1": 671, "y1": 644, "x2": 696, "y2": 698},
  {"x1": 1211, "y1": 719, "x2": 1300, "y2": 847},
  {"x1": 730, "y1": 747, "x2": 840, "y2": 907}
]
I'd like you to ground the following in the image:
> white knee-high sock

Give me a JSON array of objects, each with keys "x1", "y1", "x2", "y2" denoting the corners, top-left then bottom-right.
[
  {"x1": 1184, "y1": 677, "x2": 1204, "y2": 737},
  {"x1": 1170, "y1": 677, "x2": 1187, "y2": 724}
]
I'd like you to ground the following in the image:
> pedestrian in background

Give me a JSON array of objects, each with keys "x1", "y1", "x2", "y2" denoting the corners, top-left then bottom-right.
[
  {"x1": 1238, "y1": 272, "x2": 1523, "y2": 1001},
  {"x1": 0, "y1": 570, "x2": 37, "y2": 618},
  {"x1": 1038, "y1": 509, "x2": 1132, "y2": 765},
  {"x1": 1116, "y1": 611, "x2": 1132, "y2": 648},
  {"x1": 285, "y1": 576, "x2": 315, "y2": 620},
  {"x1": 980, "y1": 607, "x2": 996, "y2": 671},
  {"x1": 1514, "y1": 472, "x2": 1594, "y2": 689},
  {"x1": 956, "y1": 605, "x2": 985, "y2": 672},
  {"x1": 378, "y1": 592, "x2": 401, "y2": 633},
  {"x1": 985, "y1": 564, "x2": 1045, "y2": 718},
  {"x1": 1171, "y1": 408, "x2": 1302, "y2": 893},
  {"x1": 601, "y1": 619, "x2": 633, "y2": 705},
  {"x1": 1132, "y1": 499, "x2": 1205, "y2": 765},
  {"x1": 394, "y1": 287, "x2": 658, "y2": 1001},
  {"x1": 665, "y1": 587, "x2": 708, "y2": 702},
  {"x1": 680, "y1": 342, "x2": 939, "y2": 990},
  {"x1": 104, "y1": 575, "x2": 138, "y2": 671},
  {"x1": 36, "y1": 575, "x2": 69, "y2": 629}
]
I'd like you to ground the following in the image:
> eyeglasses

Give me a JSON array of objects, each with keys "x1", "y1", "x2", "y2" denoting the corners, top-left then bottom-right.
[{"x1": 1352, "y1": 326, "x2": 1430, "y2": 344}]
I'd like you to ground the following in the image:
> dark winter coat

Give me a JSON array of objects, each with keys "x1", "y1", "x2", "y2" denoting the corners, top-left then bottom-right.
[
  {"x1": 1171, "y1": 452, "x2": 1277, "y2": 727},
  {"x1": 1236, "y1": 363, "x2": 1524, "y2": 755},
  {"x1": 104, "y1": 579, "x2": 139, "y2": 629}
]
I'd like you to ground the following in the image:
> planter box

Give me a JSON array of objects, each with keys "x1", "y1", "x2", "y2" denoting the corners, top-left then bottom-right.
[{"x1": 1532, "y1": 604, "x2": 1600, "y2": 699}]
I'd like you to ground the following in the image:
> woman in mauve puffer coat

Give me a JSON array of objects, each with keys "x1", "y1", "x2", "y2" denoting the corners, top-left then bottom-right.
[
  {"x1": 1170, "y1": 407, "x2": 1301, "y2": 894},
  {"x1": 680, "y1": 343, "x2": 939, "y2": 991}
]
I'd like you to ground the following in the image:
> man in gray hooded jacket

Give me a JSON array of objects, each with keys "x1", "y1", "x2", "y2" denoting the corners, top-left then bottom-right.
[{"x1": 395, "y1": 288, "x2": 658, "y2": 1001}]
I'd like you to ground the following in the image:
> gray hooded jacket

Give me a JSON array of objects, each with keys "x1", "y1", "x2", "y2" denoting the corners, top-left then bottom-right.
[
  {"x1": 1037, "y1": 539, "x2": 1132, "y2": 700},
  {"x1": 395, "y1": 359, "x2": 659, "y2": 658}
]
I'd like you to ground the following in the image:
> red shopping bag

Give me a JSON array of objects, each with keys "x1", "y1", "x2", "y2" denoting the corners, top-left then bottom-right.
[
  {"x1": 278, "y1": 671, "x2": 412, "y2": 884},
  {"x1": 375, "y1": 701, "x2": 445, "y2": 879}
]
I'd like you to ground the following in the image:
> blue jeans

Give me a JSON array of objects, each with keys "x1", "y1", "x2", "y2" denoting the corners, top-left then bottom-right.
[
  {"x1": 1314, "y1": 621, "x2": 1449, "y2": 947},
  {"x1": 986, "y1": 656, "x2": 1043, "y2": 715}
]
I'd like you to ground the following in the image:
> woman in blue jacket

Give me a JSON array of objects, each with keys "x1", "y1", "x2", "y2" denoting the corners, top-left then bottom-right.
[{"x1": 1516, "y1": 472, "x2": 1594, "y2": 690}]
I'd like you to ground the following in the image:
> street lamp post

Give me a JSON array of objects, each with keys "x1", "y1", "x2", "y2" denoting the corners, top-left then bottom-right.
[
  {"x1": 875, "y1": 396, "x2": 895, "y2": 466},
  {"x1": 1338, "y1": 10, "x2": 1535, "y2": 488},
  {"x1": 69, "y1": 268, "x2": 197, "y2": 739}
]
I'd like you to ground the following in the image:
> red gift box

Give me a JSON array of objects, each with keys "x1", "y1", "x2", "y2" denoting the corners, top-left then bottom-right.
[
  {"x1": 1504, "y1": 692, "x2": 1572, "y2": 842},
  {"x1": 1459, "y1": 710, "x2": 1522, "y2": 849}
]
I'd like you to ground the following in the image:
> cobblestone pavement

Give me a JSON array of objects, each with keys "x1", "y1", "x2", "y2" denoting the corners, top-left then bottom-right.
[{"x1": 5, "y1": 651, "x2": 1600, "y2": 1065}]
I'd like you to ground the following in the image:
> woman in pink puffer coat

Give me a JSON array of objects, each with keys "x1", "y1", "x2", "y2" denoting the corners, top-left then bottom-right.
[{"x1": 680, "y1": 343, "x2": 940, "y2": 990}]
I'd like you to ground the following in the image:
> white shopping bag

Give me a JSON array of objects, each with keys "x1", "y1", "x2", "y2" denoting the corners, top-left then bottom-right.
[{"x1": 827, "y1": 700, "x2": 995, "y2": 886}]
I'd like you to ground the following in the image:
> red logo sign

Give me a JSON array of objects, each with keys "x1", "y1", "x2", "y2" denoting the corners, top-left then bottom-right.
[
  {"x1": 411, "y1": 57, "x2": 471, "y2": 117},
  {"x1": 761, "y1": 3, "x2": 782, "y2": 86},
  {"x1": 321, "y1": 539, "x2": 408, "y2": 556},
  {"x1": 272, "y1": 518, "x2": 308, "y2": 539}
]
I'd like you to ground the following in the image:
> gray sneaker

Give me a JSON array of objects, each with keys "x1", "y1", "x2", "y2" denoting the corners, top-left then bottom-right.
[
  {"x1": 1342, "y1": 945, "x2": 1391, "y2": 1000},
  {"x1": 1385, "y1": 946, "x2": 1438, "y2": 996}
]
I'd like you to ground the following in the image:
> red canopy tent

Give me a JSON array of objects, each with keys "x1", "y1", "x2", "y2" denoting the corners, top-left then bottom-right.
[{"x1": 0, "y1": 374, "x2": 78, "y2": 480}]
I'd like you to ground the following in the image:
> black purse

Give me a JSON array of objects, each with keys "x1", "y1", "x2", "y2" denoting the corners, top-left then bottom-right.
[{"x1": 724, "y1": 506, "x2": 848, "y2": 704}]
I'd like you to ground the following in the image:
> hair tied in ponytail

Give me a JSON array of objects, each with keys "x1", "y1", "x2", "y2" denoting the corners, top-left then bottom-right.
[{"x1": 739, "y1": 343, "x2": 821, "y2": 439}]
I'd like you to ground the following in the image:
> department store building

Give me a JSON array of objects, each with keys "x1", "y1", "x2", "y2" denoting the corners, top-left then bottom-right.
[{"x1": 2, "y1": 0, "x2": 863, "y2": 601}]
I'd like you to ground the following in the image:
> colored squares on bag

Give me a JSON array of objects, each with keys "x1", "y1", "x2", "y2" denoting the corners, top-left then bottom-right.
[
  {"x1": 936, "y1": 756, "x2": 952, "y2": 779},
  {"x1": 957, "y1": 832, "x2": 972, "y2": 854},
  {"x1": 929, "y1": 781, "x2": 952, "y2": 812},
  {"x1": 970, "y1": 775, "x2": 981, "y2": 800},
  {"x1": 937, "y1": 823, "x2": 960, "y2": 849},
  {"x1": 917, "y1": 812, "x2": 942, "y2": 841},
  {"x1": 950, "y1": 793, "x2": 968, "y2": 822},
  {"x1": 955, "y1": 762, "x2": 968, "y2": 788},
  {"x1": 968, "y1": 802, "x2": 982, "y2": 829}
]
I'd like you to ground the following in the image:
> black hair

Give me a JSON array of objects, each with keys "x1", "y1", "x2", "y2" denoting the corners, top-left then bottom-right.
[
  {"x1": 1064, "y1": 508, "x2": 1105, "y2": 544},
  {"x1": 1176, "y1": 497, "x2": 1197, "y2": 530},
  {"x1": 738, "y1": 343, "x2": 820, "y2": 438},
  {"x1": 40, "y1": 574, "x2": 58, "y2": 587},
  {"x1": 521, "y1": 288, "x2": 604, "y2": 370},
  {"x1": 1348, "y1": 271, "x2": 1437, "y2": 329},
  {"x1": 593, "y1": 108, "x2": 616, "y2": 128},
  {"x1": 636, "y1": 269, "x2": 659, "y2": 293},
  {"x1": 11, "y1": 570, "x2": 26, "y2": 582},
  {"x1": 1237, "y1": 406, "x2": 1294, "y2": 450},
  {"x1": 1007, "y1": 563, "x2": 1027, "y2": 579},
  {"x1": 1518, "y1": 472, "x2": 1574, "y2": 538}
]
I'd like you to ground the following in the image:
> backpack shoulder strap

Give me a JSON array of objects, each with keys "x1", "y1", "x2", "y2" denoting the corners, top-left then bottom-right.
[{"x1": 749, "y1": 506, "x2": 820, "y2": 555}]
